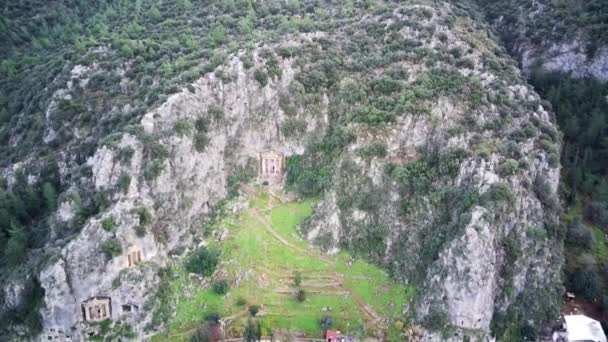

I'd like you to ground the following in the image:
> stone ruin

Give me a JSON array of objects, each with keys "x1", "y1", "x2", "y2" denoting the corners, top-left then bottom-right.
[
  {"x1": 81, "y1": 296, "x2": 111, "y2": 322},
  {"x1": 258, "y1": 150, "x2": 285, "y2": 185}
]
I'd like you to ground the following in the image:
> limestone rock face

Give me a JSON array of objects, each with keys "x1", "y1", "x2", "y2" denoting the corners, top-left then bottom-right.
[
  {"x1": 520, "y1": 42, "x2": 608, "y2": 81},
  {"x1": 36, "y1": 48, "x2": 324, "y2": 341}
]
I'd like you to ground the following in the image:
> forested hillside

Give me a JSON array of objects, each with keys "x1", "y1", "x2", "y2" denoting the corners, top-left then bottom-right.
[{"x1": 531, "y1": 71, "x2": 608, "y2": 330}]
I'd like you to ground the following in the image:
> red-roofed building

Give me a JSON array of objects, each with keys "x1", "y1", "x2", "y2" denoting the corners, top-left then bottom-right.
[{"x1": 325, "y1": 330, "x2": 338, "y2": 342}]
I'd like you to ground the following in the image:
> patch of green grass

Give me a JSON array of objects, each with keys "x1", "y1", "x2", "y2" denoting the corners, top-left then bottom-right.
[{"x1": 154, "y1": 191, "x2": 413, "y2": 340}]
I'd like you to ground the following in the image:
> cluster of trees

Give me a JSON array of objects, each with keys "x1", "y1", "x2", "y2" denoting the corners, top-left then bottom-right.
[
  {"x1": 531, "y1": 71, "x2": 608, "y2": 328},
  {"x1": 0, "y1": 165, "x2": 60, "y2": 269}
]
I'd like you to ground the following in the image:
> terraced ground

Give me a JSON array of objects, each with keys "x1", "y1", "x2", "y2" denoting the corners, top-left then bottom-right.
[{"x1": 152, "y1": 189, "x2": 415, "y2": 341}]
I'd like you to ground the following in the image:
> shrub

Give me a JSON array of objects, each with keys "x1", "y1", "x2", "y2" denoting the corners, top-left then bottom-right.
[
  {"x1": 356, "y1": 142, "x2": 387, "y2": 159},
  {"x1": 481, "y1": 183, "x2": 514, "y2": 206},
  {"x1": 254, "y1": 68, "x2": 268, "y2": 86},
  {"x1": 498, "y1": 159, "x2": 519, "y2": 177},
  {"x1": 185, "y1": 247, "x2": 219, "y2": 276},
  {"x1": 117, "y1": 173, "x2": 131, "y2": 194},
  {"x1": 296, "y1": 289, "x2": 306, "y2": 302},
  {"x1": 190, "y1": 324, "x2": 212, "y2": 342},
  {"x1": 248, "y1": 304, "x2": 259, "y2": 316},
  {"x1": 208, "y1": 23, "x2": 225, "y2": 48},
  {"x1": 571, "y1": 269, "x2": 600, "y2": 302},
  {"x1": 320, "y1": 315, "x2": 333, "y2": 330},
  {"x1": 585, "y1": 202, "x2": 608, "y2": 227},
  {"x1": 243, "y1": 318, "x2": 261, "y2": 342},
  {"x1": 174, "y1": 119, "x2": 193, "y2": 136},
  {"x1": 137, "y1": 207, "x2": 152, "y2": 225},
  {"x1": 207, "y1": 105, "x2": 224, "y2": 122},
  {"x1": 194, "y1": 132, "x2": 210, "y2": 152},
  {"x1": 101, "y1": 217, "x2": 114, "y2": 232},
  {"x1": 204, "y1": 312, "x2": 221, "y2": 324},
  {"x1": 294, "y1": 271, "x2": 302, "y2": 286},
  {"x1": 144, "y1": 160, "x2": 164, "y2": 181},
  {"x1": 236, "y1": 297, "x2": 247, "y2": 307},
  {"x1": 100, "y1": 239, "x2": 122, "y2": 259},
  {"x1": 281, "y1": 118, "x2": 307, "y2": 137},
  {"x1": 212, "y1": 279, "x2": 229, "y2": 295},
  {"x1": 565, "y1": 221, "x2": 594, "y2": 249}
]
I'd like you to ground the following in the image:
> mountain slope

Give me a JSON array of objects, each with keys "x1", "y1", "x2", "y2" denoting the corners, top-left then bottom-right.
[{"x1": 0, "y1": 1, "x2": 563, "y2": 341}]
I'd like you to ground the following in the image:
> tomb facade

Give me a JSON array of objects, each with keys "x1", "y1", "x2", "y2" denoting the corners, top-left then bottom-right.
[
  {"x1": 126, "y1": 246, "x2": 143, "y2": 267},
  {"x1": 81, "y1": 297, "x2": 111, "y2": 322},
  {"x1": 258, "y1": 150, "x2": 285, "y2": 185}
]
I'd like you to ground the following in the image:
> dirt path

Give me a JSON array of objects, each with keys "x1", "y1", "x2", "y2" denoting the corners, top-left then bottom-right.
[
  {"x1": 249, "y1": 192, "x2": 385, "y2": 331},
  {"x1": 252, "y1": 209, "x2": 331, "y2": 263}
]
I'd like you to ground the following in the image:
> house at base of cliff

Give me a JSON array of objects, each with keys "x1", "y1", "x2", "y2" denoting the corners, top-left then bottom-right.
[{"x1": 551, "y1": 315, "x2": 607, "y2": 342}]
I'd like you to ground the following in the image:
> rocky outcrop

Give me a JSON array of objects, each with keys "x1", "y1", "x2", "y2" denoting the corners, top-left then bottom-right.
[
  {"x1": 520, "y1": 41, "x2": 608, "y2": 81},
  {"x1": 37, "y1": 46, "x2": 325, "y2": 341}
]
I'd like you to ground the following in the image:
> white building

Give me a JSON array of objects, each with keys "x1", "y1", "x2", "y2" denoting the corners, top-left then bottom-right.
[{"x1": 553, "y1": 315, "x2": 607, "y2": 342}]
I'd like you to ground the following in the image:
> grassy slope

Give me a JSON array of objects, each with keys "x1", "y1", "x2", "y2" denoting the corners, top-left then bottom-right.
[{"x1": 152, "y1": 190, "x2": 413, "y2": 341}]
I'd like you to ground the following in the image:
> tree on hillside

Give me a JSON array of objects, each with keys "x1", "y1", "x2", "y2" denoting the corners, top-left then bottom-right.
[{"x1": 243, "y1": 318, "x2": 261, "y2": 342}]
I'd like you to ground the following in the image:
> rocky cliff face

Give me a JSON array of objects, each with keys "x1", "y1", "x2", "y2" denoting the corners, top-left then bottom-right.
[
  {"x1": 475, "y1": 0, "x2": 608, "y2": 80},
  {"x1": 0, "y1": 1, "x2": 565, "y2": 341},
  {"x1": 303, "y1": 62, "x2": 562, "y2": 340},
  {"x1": 36, "y1": 46, "x2": 324, "y2": 340}
]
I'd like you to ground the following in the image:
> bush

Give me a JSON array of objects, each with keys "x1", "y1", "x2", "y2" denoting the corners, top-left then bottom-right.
[
  {"x1": 320, "y1": 315, "x2": 333, "y2": 330},
  {"x1": 243, "y1": 318, "x2": 261, "y2": 342},
  {"x1": 137, "y1": 207, "x2": 152, "y2": 225},
  {"x1": 101, "y1": 217, "x2": 114, "y2": 232},
  {"x1": 481, "y1": 183, "x2": 514, "y2": 206},
  {"x1": 190, "y1": 324, "x2": 212, "y2": 342},
  {"x1": 356, "y1": 142, "x2": 387, "y2": 159},
  {"x1": 585, "y1": 202, "x2": 608, "y2": 227},
  {"x1": 144, "y1": 160, "x2": 164, "y2": 181},
  {"x1": 212, "y1": 279, "x2": 229, "y2": 295},
  {"x1": 294, "y1": 271, "x2": 302, "y2": 286},
  {"x1": 296, "y1": 289, "x2": 306, "y2": 302},
  {"x1": 571, "y1": 269, "x2": 600, "y2": 302},
  {"x1": 100, "y1": 239, "x2": 122, "y2": 259},
  {"x1": 185, "y1": 247, "x2": 220, "y2": 276},
  {"x1": 236, "y1": 297, "x2": 247, "y2": 307},
  {"x1": 498, "y1": 159, "x2": 519, "y2": 177},
  {"x1": 565, "y1": 221, "x2": 594, "y2": 249},
  {"x1": 204, "y1": 312, "x2": 221, "y2": 324},
  {"x1": 254, "y1": 68, "x2": 268, "y2": 86},
  {"x1": 174, "y1": 119, "x2": 193, "y2": 136},
  {"x1": 248, "y1": 305, "x2": 259, "y2": 316},
  {"x1": 116, "y1": 173, "x2": 131, "y2": 194},
  {"x1": 194, "y1": 132, "x2": 210, "y2": 152}
]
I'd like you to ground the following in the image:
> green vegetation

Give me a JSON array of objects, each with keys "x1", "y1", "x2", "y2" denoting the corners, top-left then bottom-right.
[
  {"x1": 184, "y1": 246, "x2": 219, "y2": 277},
  {"x1": 152, "y1": 190, "x2": 412, "y2": 340},
  {"x1": 87, "y1": 319, "x2": 136, "y2": 342},
  {"x1": 531, "y1": 71, "x2": 608, "y2": 327},
  {"x1": 478, "y1": 0, "x2": 608, "y2": 56},
  {"x1": 100, "y1": 239, "x2": 122, "y2": 259},
  {"x1": 101, "y1": 217, "x2": 114, "y2": 232},
  {"x1": 212, "y1": 279, "x2": 229, "y2": 295}
]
